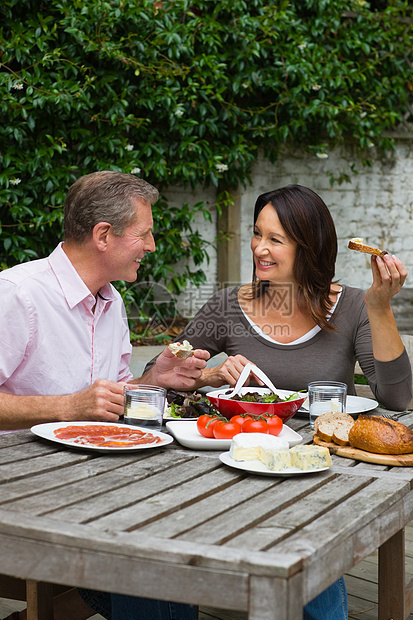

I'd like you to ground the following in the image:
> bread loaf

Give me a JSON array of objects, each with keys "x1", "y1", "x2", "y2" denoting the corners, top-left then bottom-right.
[
  {"x1": 348, "y1": 238, "x2": 388, "y2": 258},
  {"x1": 348, "y1": 414, "x2": 413, "y2": 455}
]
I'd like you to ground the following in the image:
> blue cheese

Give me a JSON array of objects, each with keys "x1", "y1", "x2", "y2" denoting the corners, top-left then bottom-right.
[
  {"x1": 230, "y1": 433, "x2": 290, "y2": 468},
  {"x1": 260, "y1": 446, "x2": 291, "y2": 471},
  {"x1": 289, "y1": 445, "x2": 331, "y2": 470}
]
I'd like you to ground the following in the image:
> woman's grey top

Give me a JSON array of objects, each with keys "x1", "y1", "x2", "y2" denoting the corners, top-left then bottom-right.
[{"x1": 146, "y1": 285, "x2": 412, "y2": 411}]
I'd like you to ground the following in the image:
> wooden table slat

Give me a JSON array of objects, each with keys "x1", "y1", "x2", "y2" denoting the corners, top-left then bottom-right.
[{"x1": 3, "y1": 450, "x2": 197, "y2": 515}]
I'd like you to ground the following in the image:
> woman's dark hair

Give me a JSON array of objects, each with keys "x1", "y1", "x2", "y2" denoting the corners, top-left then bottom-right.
[{"x1": 251, "y1": 184, "x2": 338, "y2": 331}]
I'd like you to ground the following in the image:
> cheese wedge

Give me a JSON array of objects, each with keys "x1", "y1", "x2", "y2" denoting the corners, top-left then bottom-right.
[
  {"x1": 289, "y1": 444, "x2": 331, "y2": 470},
  {"x1": 230, "y1": 433, "x2": 291, "y2": 470}
]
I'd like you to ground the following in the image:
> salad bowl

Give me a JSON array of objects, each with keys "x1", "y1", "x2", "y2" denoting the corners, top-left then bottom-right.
[{"x1": 206, "y1": 387, "x2": 306, "y2": 422}]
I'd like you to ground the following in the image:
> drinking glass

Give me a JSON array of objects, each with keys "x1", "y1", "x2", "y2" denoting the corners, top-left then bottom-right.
[
  {"x1": 307, "y1": 381, "x2": 347, "y2": 429},
  {"x1": 123, "y1": 385, "x2": 166, "y2": 430}
]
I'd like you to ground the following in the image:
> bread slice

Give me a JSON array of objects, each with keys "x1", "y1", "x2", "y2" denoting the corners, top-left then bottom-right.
[
  {"x1": 348, "y1": 238, "x2": 388, "y2": 258},
  {"x1": 314, "y1": 411, "x2": 352, "y2": 434},
  {"x1": 332, "y1": 418, "x2": 355, "y2": 446},
  {"x1": 317, "y1": 420, "x2": 337, "y2": 443},
  {"x1": 168, "y1": 340, "x2": 194, "y2": 359}
]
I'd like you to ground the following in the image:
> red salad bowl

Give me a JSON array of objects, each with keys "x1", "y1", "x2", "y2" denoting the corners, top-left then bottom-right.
[{"x1": 206, "y1": 387, "x2": 306, "y2": 423}]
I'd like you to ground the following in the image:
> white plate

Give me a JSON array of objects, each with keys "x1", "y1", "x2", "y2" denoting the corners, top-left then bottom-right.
[
  {"x1": 31, "y1": 421, "x2": 173, "y2": 453},
  {"x1": 163, "y1": 413, "x2": 199, "y2": 421},
  {"x1": 163, "y1": 404, "x2": 205, "y2": 421},
  {"x1": 301, "y1": 395, "x2": 378, "y2": 415},
  {"x1": 165, "y1": 420, "x2": 302, "y2": 451},
  {"x1": 219, "y1": 452, "x2": 330, "y2": 477}
]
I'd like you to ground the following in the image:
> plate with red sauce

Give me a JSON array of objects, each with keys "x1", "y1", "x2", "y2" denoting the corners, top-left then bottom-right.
[{"x1": 31, "y1": 421, "x2": 173, "y2": 452}]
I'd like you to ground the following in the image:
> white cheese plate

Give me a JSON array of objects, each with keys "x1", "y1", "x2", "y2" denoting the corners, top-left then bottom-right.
[
  {"x1": 219, "y1": 452, "x2": 331, "y2": 477},
  {"x1": 165, "y1": 420, "x2": 302, "y2": 451}
]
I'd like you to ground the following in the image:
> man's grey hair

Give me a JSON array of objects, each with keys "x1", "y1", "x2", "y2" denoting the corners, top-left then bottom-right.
[{"x1": 63, "y1": 171, "x2": 159, "y2": 242}]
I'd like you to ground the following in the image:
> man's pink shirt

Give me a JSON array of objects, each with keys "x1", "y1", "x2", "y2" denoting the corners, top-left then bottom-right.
[{"x1": 0, "y1": 243, "x2": 133, "y2": 403}]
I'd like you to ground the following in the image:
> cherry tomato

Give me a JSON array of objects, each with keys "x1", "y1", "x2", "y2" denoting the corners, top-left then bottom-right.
[
  {"x1": 263, "y1": 414, "x2": 283, "y2": 436},
  {"x1": 230, "y1": 414, "x2": 252, "y2": 427},
  {"x1": 213, "y1": 420, "x2": 242, "y2": 439},
  {"x1": 241, "y1": 418, "x2": 269, "y2": 434},
  {"x1": 197, "y1": 414, "x2": 221, "y2": 438}
]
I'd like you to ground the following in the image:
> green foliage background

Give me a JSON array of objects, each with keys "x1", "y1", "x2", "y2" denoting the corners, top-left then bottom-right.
[{"x1": 1, "y1": 0, "x2": 412, "y2": 324}]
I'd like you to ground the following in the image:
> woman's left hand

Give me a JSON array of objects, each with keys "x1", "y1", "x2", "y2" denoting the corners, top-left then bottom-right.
[{"x1": 365, "y1": 254, "x2": 408, "y2": 310}]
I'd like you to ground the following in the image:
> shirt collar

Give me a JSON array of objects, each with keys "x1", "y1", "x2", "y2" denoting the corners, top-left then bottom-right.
[{"x1": 48, "y1": 243, "x2": 117, "y2": 309}]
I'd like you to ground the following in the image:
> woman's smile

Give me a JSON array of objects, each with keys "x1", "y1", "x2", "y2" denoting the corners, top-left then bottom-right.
[{"x1": 251, "y1": 204, "x2": 297, "y2": 282}]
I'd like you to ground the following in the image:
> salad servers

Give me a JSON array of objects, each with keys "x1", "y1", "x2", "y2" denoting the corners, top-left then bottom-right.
[{"x1": 225, "y1": 362, "x2": 278, "y2": 399}]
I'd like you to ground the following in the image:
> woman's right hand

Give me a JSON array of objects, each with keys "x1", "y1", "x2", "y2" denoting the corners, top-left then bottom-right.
[
  {"x1": 365, "y1": 253, "x2": 408, "y2": 311},
  {"x1": 197, "y1": 354, "x2": 263, "y2": 388}
]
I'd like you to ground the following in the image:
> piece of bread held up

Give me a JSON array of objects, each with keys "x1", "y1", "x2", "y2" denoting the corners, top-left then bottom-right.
[
  {"x1": 348, "y1": 237, "x2": 388, "y2": 258},
  {"x1": 348, "y1": 414, "x2": 413, "y2": 455},
  {"x1": 168, "y1": 340, "x2": 194, "y2": 359}
]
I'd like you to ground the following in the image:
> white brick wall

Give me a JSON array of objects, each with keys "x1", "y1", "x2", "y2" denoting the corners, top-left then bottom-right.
[
  {"x1": 240, "y1": 143, "x2": 413, "y2": 291},
  {"x1": 164, "y1": 140, "x2": 413, "y2": 316}
]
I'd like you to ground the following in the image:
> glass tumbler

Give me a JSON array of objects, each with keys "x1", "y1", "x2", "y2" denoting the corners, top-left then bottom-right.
[
  {"x1": 307, "y1": 381, "x2": 347, "y2": 429},
  {"x1": 124, "y1": 385, "x2": 166, "y2": 430}
]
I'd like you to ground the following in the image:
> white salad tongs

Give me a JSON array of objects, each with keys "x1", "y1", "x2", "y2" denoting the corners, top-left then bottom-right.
[{"x1": 224, "y1": 362, "x2": 278, "y2": 399}]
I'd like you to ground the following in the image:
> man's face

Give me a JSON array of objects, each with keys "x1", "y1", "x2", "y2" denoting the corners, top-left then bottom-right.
[{"x1": 107, "y1": 199, "x2": 155, "y2": 282}]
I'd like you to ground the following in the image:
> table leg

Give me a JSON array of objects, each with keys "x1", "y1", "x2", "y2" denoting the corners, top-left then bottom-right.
[
  {"x1": 378, "y1": 529, "x2": 405, "y2": 620},
  {"x1": 26, "y1": 580, "x2": 54, "y2": 620},
  {"x1": 248, "y1": 574, "x2": 303, "y2": 620}
]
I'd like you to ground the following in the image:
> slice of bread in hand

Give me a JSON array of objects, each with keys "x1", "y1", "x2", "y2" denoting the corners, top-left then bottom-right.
[
  {"x1": 348, "y1": 238, "x2": 388, "y2": 258},
  {"x1": 168, "y1": 340, "x2": 194, "y2": 359}
]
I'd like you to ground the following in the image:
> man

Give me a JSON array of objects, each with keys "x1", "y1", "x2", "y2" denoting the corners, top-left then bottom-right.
[
  {"x1": 0, "y1": 171, "x2": 207, "y2": 619},
  {"x1": 0, "y1": 171, "x2": 209, "y2": 430}
]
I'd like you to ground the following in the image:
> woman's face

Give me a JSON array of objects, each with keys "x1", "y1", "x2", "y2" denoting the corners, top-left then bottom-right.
[{"x1": 251, "y1": 203, "x2": 297, "y2": 283}]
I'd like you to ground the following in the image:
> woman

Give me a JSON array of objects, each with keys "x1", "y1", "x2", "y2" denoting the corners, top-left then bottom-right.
[
  {"x1": 170, "y1": 184, "x2": 411, "y2": 410},
  {"x1": 150, "y1": 184, "x2": 412, "y2": 620}
]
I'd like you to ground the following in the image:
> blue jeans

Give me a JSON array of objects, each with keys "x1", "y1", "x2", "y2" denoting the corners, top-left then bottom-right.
[
  {"x1": 79, "y1": 577, "x2": 347, "y2": 619},
  {"x1": 78, "y1": 588, "x2": 197, "y2": 620},
  {"x1": 304, "y1": 578, "x2": 348, "y2": 620}
]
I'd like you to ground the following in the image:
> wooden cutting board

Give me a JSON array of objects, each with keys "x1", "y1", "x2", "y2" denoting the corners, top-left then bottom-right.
[{"x1": 313, "y1": 434, "x2": 413, "y2": 466}]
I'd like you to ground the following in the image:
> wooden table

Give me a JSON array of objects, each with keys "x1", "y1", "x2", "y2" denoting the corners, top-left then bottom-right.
[{"x1": 1, "y1": 413, "x2": 413, "y2": 620}]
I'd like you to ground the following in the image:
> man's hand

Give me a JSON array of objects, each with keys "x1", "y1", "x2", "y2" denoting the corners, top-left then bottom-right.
[
  {"x1": 0, "y1": 379, "x2": 126, "y2": 430},
  {"x1": 62, "y1": 379, "x2": 125, "y2": 422},
  {"x1": 141, "y1": 347, "x2": 210, "y2": 390}
]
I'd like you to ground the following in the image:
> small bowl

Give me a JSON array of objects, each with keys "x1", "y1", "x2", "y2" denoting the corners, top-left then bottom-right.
[{"x1": 206, "y1": 387, "x2": 306, "y2": 423}]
